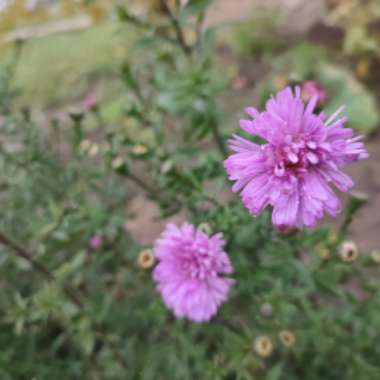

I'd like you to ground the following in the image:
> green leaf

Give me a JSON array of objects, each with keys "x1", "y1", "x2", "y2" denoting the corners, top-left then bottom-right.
[
  {"x1": 266, "y1": 363, "x2": 284, "y2": 380},
  {"x1": 181, "y1": 0, "x2": 214, "y2": 18},
  {"x1": 121, "y1": 63, "x2": 140, "y2": 95},
  {"x1": 317, "y1": 64, "x2": 380, "y2": 133}
]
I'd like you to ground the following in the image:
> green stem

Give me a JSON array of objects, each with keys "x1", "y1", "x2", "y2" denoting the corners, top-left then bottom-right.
[
  {"x1": 125, "y1": 171, "x2": 160, "y2": 197},
  {"x1": 159, "y1": 0, "x2": 192, "y2": 56},
  {"x1": 210, "y1": 119, "x2": 227, "y2": 157},
  {"x1": 0, "y1": 230, "x2": 128, "y2": 370},
  {"x1": 0, "y1": 231, "x2": 83, "y2": 307}
]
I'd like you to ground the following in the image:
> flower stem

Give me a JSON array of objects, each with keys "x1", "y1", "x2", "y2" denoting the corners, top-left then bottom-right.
[
  {"x1": 0, "y1": 231, "x2": 83, "y2": 307},
  {"x1": 210, "y1": 119, "x2": 228, "y2": 157},
  {"x1": 126, "y1": 171, "x2": 158, "y2": 196},
  {"x1": 159, "y1": 0, "x2": 192, "y2": 56}
]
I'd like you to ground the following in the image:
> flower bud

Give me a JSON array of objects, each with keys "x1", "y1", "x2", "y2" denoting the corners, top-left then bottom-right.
[
  {"x1": 328, "y1": 229, "x2": 338, "y2": 244},
  {"x1": 301, "y1": 80, "x2": 328, "y2": 107},
  {"x1": 89, "y1": 235, "x2": 102, "y2": 250},
  {"x1": 79, "y1": 139, "x2": 92, "y2": 154},
  {"x1": 318, "y1": 247, "x2": 331, "y2": 260},
  {"x1": 198, "y1": 223, "x2": 212, "y2": 236},
  {"x1": 81, "y1": 93, "x2": 98, "y2": 111}
]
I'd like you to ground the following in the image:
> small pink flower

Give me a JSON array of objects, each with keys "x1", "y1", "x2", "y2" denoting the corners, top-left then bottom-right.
[
  {"x1": 89, "y1": 235, "x2": 102, "y2": 250},
  {"x1": 153, "y1": 223, "x2": 234, "y2": 323},
  {"x1": 301, "y1": 80, "x2": 328, "y2": 107},
  {"x1": 224, "y1": 86, "x2": 368, "y2": 229},
  {"x1": 81, "y1": 93, "x2": 98, "y2": 111}
]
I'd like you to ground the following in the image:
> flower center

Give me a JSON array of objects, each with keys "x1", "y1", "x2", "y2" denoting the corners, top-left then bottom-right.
[
  {"x1": 272, "y1": 138, "x2": 320, "y2": 177},
  {"x1": 181, "y1": 244, "x2": 214, "y2": 280}
]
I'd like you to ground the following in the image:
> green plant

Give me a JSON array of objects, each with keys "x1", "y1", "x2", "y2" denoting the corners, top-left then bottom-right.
[{"x1": 0, "y1": 2, "x2": 379, "y2": 379}]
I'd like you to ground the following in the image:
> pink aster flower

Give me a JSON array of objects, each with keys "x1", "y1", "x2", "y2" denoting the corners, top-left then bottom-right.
[
  {"x1": 153, "y1": 223, "x2": 234, "y2": 323},
  {"x1": 224, "y1": 86, "x2": 368, "y2": 229},
  {"x1": 89, "y1": 235, "x2": 102, "y2": 250},
  {"x1": 81, "y1": 93, "x2": 98, "y2": 111},
  {"x1": 301, "y1": 80, "x2": 328, "y2": 107}
]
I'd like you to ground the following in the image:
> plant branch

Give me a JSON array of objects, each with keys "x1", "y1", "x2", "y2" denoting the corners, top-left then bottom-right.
[
  {"x1": 203, "y1": 194, "x2": 222, "y2": 208},
  {"x1": 0, "y1": 230, "x2": 128, "y2": 370},
  {"x1": 195, "y1": 11, "x2": 205, "y2": 46},
  {"x1": 159, "y1": 0, "x2": 192, "y2": 56},
  {"x1": 210, "y1": 119, "x2": 227, "y2": 157},
  {"x1": 0, "y1": 231, "x2": 83, "y2": 308},
  {"x1": 117, "y1": 6, "x2": 178, "y2": 47},
  {"x1": 126, "y1": 171, "x2": 158, "y2": 196}
]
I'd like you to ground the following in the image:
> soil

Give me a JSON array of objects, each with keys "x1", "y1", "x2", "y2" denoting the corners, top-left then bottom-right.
[{"x1": 346, "y1": 135, "x2": 380, "y2": 252}]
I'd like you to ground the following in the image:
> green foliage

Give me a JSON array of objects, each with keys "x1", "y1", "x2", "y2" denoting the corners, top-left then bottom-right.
[
  {"x1": 0, "y1": 2, "x2": 379, "y2": 380},
  {"x1": 326, "y1": 0, "x2": 380, "y2": 58},
  {"x1": 3, "y1": 22, "x2": 137, "y2": 107},
  {"x1": 317, "y1": 64, "x2": 380, "y2": 133},
  {"x1": 258, "y1": 43, "x2": 380, "y2": 133},
  {"x1": 232, "y1": 13, "x2": 286, "y2": 57}
]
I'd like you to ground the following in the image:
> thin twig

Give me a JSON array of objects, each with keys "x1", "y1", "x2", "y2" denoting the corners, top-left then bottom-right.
[
  {"x1": 125, "y1": 171, "x2": 182, "y2": 211},
  {"x1": 118, "y1": 7, "x2": 177, "y2": 47},
  {"x1": 210, "y1": 119, "x2": 227, "y2": 157},
  {"x1": 159, "y1": 0, "x2": 192, "y2": 56},
  {"x1": 0, "y1": 231, "x2": 83, "y2": 308},
  {"x1": 195, "y1": 11, "x2": 205, "y2": 46},
  {"x1": 0, "y1": 230, "x2": 129, "y2": 370},
  {"x1": 203, "y1": 194, "x2": 222, "y2": 208},
  {"x1": 95, "y1": 331, "x2": 128, "y2": 370},
  {"x1": 125, "y1": 171, "x2": 160, "y2": 197}
]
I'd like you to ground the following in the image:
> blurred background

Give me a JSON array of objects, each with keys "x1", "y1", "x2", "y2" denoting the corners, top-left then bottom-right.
[{"x1": 1, "y1": 1, "x2": 380, "y2": 379}]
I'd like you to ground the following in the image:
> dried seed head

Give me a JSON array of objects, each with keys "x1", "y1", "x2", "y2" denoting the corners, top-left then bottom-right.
[
  {"x1": 279, "y1": 330, "x2": 296, "y2": 348},
  {"x1": 79, "y1": 139, "x2": 92, "y2": 154},
  {"x1": 339, "y1": 241, "x2": 359, "y2": 263},
  {"x1": 138, "y1": 249, "x2": 155, "y2": 269},
  {"x1": 254, "y1": 336, "x2": 273, "y2": 358},
  {"x1": 259, "y1": 303, "x2": 273, "y2": 318}
]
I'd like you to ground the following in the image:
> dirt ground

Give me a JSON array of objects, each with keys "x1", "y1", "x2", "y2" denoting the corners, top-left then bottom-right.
[{"x1": 347, "y1": 135, "x2": 380, "y2": 252}]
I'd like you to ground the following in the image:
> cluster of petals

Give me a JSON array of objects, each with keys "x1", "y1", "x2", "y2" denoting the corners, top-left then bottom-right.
[
  {"x1": 224, "y1": 86, "x2": 368, "y2": 229},
  {"x1": 153, "y1": 223, "x2": 234, "y2": 322}
]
